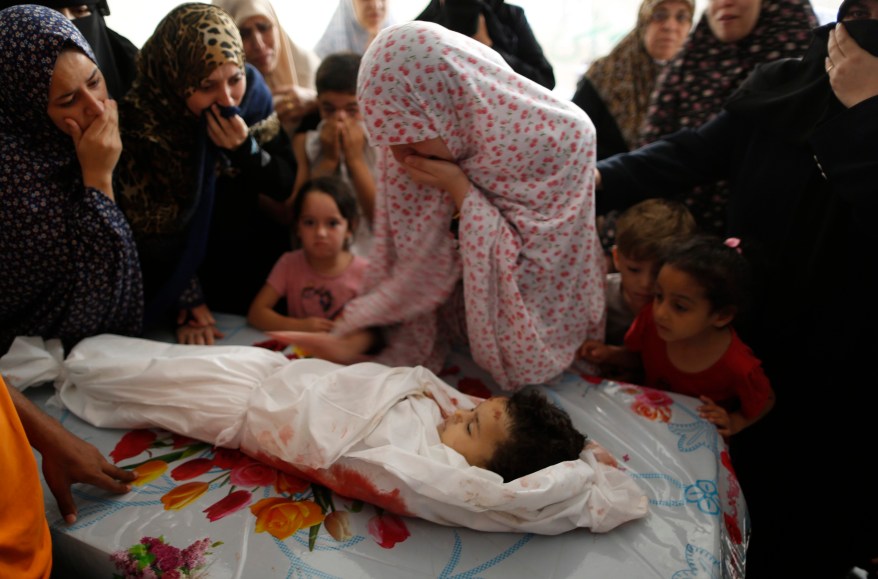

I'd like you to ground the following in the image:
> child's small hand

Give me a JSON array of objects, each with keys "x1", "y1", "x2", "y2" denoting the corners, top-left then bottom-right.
[
  {"x1": 401, "y1": 155, "x2": 470, "y2": 208},
  {"x1": 585, "y1": 440, "x2": 619, "y2": 468},
  {"x1": 579, "y1": 339, "x2": 609, "y2": 363},
  {"x1": 698, "y1": 396, "x2": 732, "y2": 436},
  {"x1": 339, "y1": 115, "x2": 366, "y2": 160},
  {"x1": 302, "y1": 317, "x2": 334, "y2": 333},
  {"x1": 319, "y1": 118, "x2": 342, "y2": 162}
]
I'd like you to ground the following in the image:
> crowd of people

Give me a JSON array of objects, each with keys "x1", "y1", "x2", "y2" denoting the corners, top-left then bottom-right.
[{"x1": 1, "y1": 0, "x2": 876, "y2": 577}]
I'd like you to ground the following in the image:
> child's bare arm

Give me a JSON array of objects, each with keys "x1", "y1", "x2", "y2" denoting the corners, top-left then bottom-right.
[
  {"x1": 579, "y1": 340, "x2": 639, "y2": 368},
  {"x1": 247, "y1": 284, "x2": 334, "y2": 333}
]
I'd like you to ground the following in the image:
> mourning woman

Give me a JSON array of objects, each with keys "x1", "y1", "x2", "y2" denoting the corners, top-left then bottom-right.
[
  {"x1": 596, "y1": 1, "x2": 878, "y2": 574},
  {"x1": 116, "y1": 3, "x2": 296, "y2": 343},
  {"x1": 0, "y1": 4, "x2": 142, "y2": 355}
]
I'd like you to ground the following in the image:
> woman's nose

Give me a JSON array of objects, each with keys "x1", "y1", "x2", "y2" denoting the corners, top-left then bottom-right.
[
  {"x1": 253, "y1": 31, "x2": 266, "y2": 51},
  {"x1": 83, "y1": 91, "x2": 105, "y2": 116},
  {"x1": 216, "y1": 85, "x2": 235, "y2": 107}
]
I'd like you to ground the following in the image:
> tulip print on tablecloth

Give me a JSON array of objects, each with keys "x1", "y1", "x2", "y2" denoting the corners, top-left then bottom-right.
[{"x1": 112, "y1": 429, "x2": 411, "y2": 551}]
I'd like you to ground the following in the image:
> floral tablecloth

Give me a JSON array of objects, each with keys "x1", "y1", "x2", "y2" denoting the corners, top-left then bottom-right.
[{"x1": 29, "y1": 315, "x2": 747, "y2": 578}]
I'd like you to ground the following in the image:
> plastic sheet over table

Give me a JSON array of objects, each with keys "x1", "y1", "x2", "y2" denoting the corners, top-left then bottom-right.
[{"x1": 22, "y1": 314, "x2": 747, "y2": 578}]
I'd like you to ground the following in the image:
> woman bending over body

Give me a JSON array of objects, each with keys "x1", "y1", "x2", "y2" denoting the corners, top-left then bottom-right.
[{"x1": 275, "y1": 22, "x2": 605, "y2": 391}]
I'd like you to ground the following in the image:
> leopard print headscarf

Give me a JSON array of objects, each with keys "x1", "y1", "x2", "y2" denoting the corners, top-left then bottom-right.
[{"x1": 116, "y1": 3, "x2": 244, "y2": 238}]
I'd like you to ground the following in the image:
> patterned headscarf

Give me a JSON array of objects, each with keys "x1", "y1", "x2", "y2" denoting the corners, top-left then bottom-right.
[
  {"x1": 337, "y1": 22, "x2": 605, "y2": 390},
  {"x1": 639, "y1": 0, "x2": 817, "y2": 145},
  {"x1": 314, "y1": 0, "x2": 395, "y2": 58},
  {"x1": 0, "y1": 4, "x2": 95, "y2": 167},
  {"x1": 212, "y1": 0, "x2": 318, "y2": 92},
  {"x1": 117, "y1": 3, "x2": 245, "y2": 238},
  {"x1": 585, "y1": 0, "x2": 694, "y2": 150}
]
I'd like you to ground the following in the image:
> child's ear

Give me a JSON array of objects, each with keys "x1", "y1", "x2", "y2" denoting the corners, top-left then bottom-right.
[{"x1": 711, "y1": 306, "x2": 736, "y2": 329}]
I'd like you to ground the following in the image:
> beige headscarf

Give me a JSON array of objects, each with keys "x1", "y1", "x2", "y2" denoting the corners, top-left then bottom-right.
[
  {"x1": 212, "y1": 0, "x2": 318, "y2": 91},
  {"x1": 585, "y1": 0, "x2": 695, "y2": 151}
]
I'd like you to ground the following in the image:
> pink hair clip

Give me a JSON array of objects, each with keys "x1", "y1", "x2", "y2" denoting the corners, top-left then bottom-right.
[{"x1": 724, "y1": 237, "x2": 743, "y2": 254}]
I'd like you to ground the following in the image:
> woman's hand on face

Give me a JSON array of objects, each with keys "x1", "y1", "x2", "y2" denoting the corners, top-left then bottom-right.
[
  {"x1": 206, "y1": 104, "x2": 249, "y2": 150},
  {"x1": 402, "y1": 155, "x2": 470, "y2": 210},
  {"x1": 273, "y1": 85, "x2": 317, "y2": 126},
  {"x1": 827, "y1": 23, "x2": 878, "y2": 108},
  {"x1": 67, "y1": 98, "x2": 121, "y2": 194}
]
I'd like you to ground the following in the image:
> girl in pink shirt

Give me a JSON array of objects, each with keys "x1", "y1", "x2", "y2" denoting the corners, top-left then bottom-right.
[{"x1": 248, "y1": 177, "x2": 368, "y2": 332}]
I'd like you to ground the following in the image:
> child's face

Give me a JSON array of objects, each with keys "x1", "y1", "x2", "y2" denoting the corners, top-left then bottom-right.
[
  {"x1": 613, "y1": 248, "x2": 656, "y2": 314},
  {"x1": 318, "y1": 91, "x2": 361, "y2": 121},
  {"x1": 297, "y1": 191, "x2": 351, "y2": 260},
  {"x1": 438, "y1": 397, "x2": 511, "y2": 468},
  {"x1": 653, "y1": 265, "x2": 731, "y2": 342}
]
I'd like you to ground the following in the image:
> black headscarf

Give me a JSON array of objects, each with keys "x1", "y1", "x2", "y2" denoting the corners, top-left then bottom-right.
[
  {"x1": 725, "y1": 19, "x2": 878, "y2": 142},
  {"x1": 0, "y1": 1, "x2": 136, "y2": 98}
]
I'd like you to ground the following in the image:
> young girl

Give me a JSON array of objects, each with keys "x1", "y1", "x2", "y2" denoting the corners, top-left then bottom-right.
[
  {"x1": 248, "y1": 177, "x2": 368, "y2": 332},
  {"x1": 581, "y1": 235, "x2": 774, "y2": 436}
]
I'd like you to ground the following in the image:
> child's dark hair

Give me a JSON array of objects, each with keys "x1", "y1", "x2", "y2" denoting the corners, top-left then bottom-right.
[
  {"x1": 315, "y1": 52, "x2": 361, "y2": 94},
  {"x1": 486, "y1": 390, "x2": 586, "y2": 482},
  {"x1": 659, "y1": 234, "x2": 752, "y2": 315},
  {"x1": 290, "y1": 176, "x2": 358, "y2": 244}
]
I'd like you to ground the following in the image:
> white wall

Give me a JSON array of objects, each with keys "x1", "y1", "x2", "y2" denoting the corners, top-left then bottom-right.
[{"x1": 105, "y1": 0, "x2": 842, "y2": 99}]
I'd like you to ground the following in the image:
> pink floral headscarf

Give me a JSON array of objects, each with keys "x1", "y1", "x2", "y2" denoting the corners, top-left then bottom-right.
[{"x1": 337, "y1": 21, "x2": 605, "y2": 389}]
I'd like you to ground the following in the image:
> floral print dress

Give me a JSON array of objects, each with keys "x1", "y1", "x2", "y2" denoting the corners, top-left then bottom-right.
[{"x1": 335, "y1": 22, "x2": 605, "y2": 390}]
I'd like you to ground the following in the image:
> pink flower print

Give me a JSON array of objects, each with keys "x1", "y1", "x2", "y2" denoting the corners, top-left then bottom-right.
[
  {"x1": 230, "y1": 461, "x2": 278, "y2": 488},
  {"x1": 171, "y1": 458, "x2": 213, "y2": 481},
  {"x1": 212, "y1": 447, "x2": 250, "y2": 470},
  {"x1": 275, "y1": 471, "x2": 310, "y2": 496},
  {"x1": 170, "y1": 434, "x2": 197, "y2": 449},
  {"x1": 181, "y1": 537, "x2": 212, "y2": 569},
  {"x1": 203, "y1": 490, "x2": 253, "y2": 522},
  {"x1": 151, "y1": 541, "x2": 182, "y2": 572},
  {"x1": 110, "y1": 429, "x2": 157, "y2": 463},
  {"x1": 367, "y1": 513, "x2": 411, "y2": 549},
  {"x1": 631, "y1": 389, "x2": 673, "y2": 423}
]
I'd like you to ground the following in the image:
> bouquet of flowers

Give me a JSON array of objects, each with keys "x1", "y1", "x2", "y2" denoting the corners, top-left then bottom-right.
[{"x1": 110, "y1": 536, "x2": 220, "y2": 579}]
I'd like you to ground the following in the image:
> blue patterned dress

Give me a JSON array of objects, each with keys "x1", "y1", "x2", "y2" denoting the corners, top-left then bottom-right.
[{"x1": 0, "y1": 5, "x2": 142, "y2": 354}]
